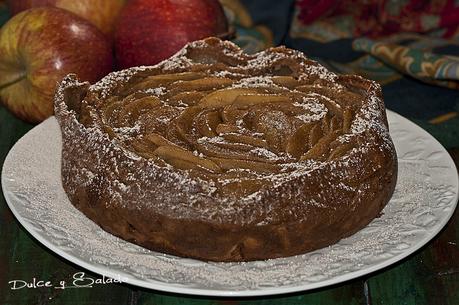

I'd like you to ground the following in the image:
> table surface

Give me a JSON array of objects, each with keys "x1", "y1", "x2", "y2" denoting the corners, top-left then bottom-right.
[{"x1": 1, "y1": 105, "x2": 459, "y2": 305}]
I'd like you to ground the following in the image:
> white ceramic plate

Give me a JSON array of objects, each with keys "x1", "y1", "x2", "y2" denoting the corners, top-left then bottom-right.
[{"x1": 2, "y1": 110, "x2": 458, "y2": 297}]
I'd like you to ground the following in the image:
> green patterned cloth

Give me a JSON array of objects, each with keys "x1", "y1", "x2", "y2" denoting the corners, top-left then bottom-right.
[{"x1": 351, "y1": 38, "x2": 459, "y2": 89}]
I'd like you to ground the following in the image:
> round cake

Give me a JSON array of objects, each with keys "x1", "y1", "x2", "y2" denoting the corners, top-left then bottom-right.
[{"x1": 54, "y1": 37, "x2": 397, "y2": 262}]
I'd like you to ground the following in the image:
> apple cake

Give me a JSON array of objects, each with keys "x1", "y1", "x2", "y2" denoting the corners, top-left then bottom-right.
[{"x1": 54, "y1": 37, "x2": 397, "y2": 262}]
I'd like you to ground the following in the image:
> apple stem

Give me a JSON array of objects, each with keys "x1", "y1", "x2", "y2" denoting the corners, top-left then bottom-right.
[{"x1": 0, "y1": 74, "x2": 27, "y2": 91}]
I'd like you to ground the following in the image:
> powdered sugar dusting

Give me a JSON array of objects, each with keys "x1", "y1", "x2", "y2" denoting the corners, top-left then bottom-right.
[
  {"x1": 90, "y1": 67, "x2": 149, "y2": 98},
  {"x1": 145, "y1": 87, "x2": 166, "y2": 96},
  {"x1": 232, "y1": 76, "x2": 278, "y2": 89},
  {"x1": 213, "y1": 70, "x2": 244, "y2": 78},
  {"x1": 197, "y1": 136, "x2": 226, "y2": 145},
  {"x1": 250, "y1": 147, "x2": 281, "y2": 161},
  {"x1": 293, "y1": 98, "x2": 328, "y2": 123}
]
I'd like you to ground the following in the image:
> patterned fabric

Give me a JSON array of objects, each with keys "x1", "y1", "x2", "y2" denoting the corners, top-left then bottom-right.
[
  {"x1": 291, "y1": 0, "x2": 459, "y2": 89},
  {"x1": 222, "y1": 0, "x2": 458, "y2": 148},
  {"x1": 294, "y1": 0, "x2": 459, "y2": 40},
  {"x1": 352, "y1": 37, "x2": 459, "y2": 89},
  {"x1": 224, "y1": 0, "x2": 459, "y2": 90}
]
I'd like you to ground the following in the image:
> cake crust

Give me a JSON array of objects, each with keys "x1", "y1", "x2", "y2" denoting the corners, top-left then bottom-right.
[{"x1": 54, "y1": 37, "x2": 397, "y2": 262}]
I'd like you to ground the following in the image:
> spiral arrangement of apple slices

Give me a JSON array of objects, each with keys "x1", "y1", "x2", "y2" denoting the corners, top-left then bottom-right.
[{"x1": 80, "y1": 38, "x2": 383, "y2": 198}]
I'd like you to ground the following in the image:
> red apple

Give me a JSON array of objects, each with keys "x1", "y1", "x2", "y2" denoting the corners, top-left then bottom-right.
[
  {"x1": 7, "y1": 0, "x2": 126, "y2": 36},
  {"x1": 114, "y1": 0, "x2": 228, "y2": 69},
  {"x1": 0, "y1": 7, "x2": 113, "y2": 123}
]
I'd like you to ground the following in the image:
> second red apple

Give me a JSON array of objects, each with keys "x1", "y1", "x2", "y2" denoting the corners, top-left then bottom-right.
[{"x1": 114, "y1": 0, "x2": 228, "y2": 69}]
